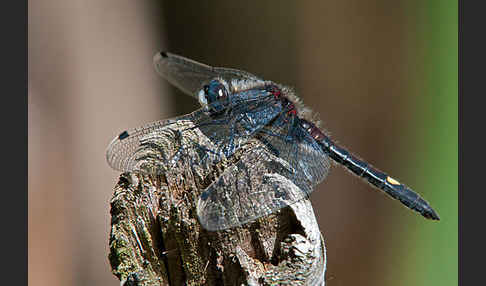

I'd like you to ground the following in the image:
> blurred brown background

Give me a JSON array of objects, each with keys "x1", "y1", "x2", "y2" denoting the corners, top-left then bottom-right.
[{"x1": 29, "y1": 1, "x2": 457, "y2": 285}]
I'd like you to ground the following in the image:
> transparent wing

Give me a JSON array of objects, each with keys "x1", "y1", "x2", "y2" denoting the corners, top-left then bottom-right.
[
  {"x1": 197, "y1": 146, "x2": 308, "y2": 231},
  {"x1": 106, "y1": 108, "x2": 210, "y2": 174},
  {"x1": 196, "y1": 116, "x2": 331, "y2": 231},
  {"x1": 258, "y1": 115, "x2": 331, "y2": 194},
  {"x1": 153, "y1": 52, "x2": 261, "y2": 98},
  {"x1": 106, "y1": 94, "x2": 283, "y2": 175}
]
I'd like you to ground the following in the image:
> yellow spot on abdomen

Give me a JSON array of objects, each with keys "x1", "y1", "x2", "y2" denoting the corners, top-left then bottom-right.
[{"x1": 386, "y1": 176, "x2": 400, "y2": 185}]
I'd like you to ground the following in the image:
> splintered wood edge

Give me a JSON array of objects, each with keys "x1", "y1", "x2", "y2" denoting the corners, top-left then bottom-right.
[{"x1": 109, "y1": 171, "x2": 326, "y2": 286}]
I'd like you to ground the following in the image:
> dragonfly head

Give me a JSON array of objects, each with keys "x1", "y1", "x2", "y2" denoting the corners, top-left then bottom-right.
[{"x1": 198, "y1": 79, "x2": 230, "y2": 113}]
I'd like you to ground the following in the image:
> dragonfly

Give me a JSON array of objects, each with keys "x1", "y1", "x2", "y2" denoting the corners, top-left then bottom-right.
[{"x1": 106, "y1": 51, "x2": 440, "y2": 231}]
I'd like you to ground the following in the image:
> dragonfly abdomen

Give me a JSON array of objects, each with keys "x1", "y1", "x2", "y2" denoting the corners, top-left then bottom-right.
[{"x1": 301, "y1": 119, "x2": 440, "y2": 220}]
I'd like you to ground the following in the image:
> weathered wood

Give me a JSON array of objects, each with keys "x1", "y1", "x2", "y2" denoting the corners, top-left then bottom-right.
[{"x1": 108, "y1": 120, "x2": 326, "y2": 285}]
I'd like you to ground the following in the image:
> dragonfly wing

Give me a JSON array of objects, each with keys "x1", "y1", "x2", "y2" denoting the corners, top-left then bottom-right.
[
  {"x1": 153, "y1": 52, "x2": 261, "y2": 98},
  {"x1": 106, "y1": 95, "x2": 283, "y2": 175},
  {"x1": 257, "y1": 116, "x2": 331, "y2": 195},
  {"x1": 197, "y1": 146, "x2": 307, "y2": 231},
  {"x1": 106, "y1": 107, "x2": 214, "y2": 174}
]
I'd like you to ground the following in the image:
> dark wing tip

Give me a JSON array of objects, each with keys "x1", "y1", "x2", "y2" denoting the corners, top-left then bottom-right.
[
  {"x1": 153, "y1": 51, "x2": 169, "y2": 65},
  {"x1": 118, "y1": 130, "x2": 129, "y2": 140}
]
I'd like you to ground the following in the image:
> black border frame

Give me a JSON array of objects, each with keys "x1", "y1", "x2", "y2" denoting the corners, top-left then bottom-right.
[{"x1": 3, "y1": 0, "x2": 27, "y2": 285}]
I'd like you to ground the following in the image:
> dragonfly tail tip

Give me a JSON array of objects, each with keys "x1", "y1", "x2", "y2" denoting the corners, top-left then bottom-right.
[{"x1": 424, "y1": 208, "x2": 440, "y2": 221}]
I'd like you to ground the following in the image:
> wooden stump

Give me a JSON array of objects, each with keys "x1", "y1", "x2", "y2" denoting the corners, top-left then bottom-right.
[{"x1": 108, "y1": 121, "x2": 327, "y2": 285}]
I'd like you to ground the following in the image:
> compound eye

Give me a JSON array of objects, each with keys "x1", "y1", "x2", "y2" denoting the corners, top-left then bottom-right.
[{"x1": 204, "y1": 80, "x2": 228, "y2": 104}]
